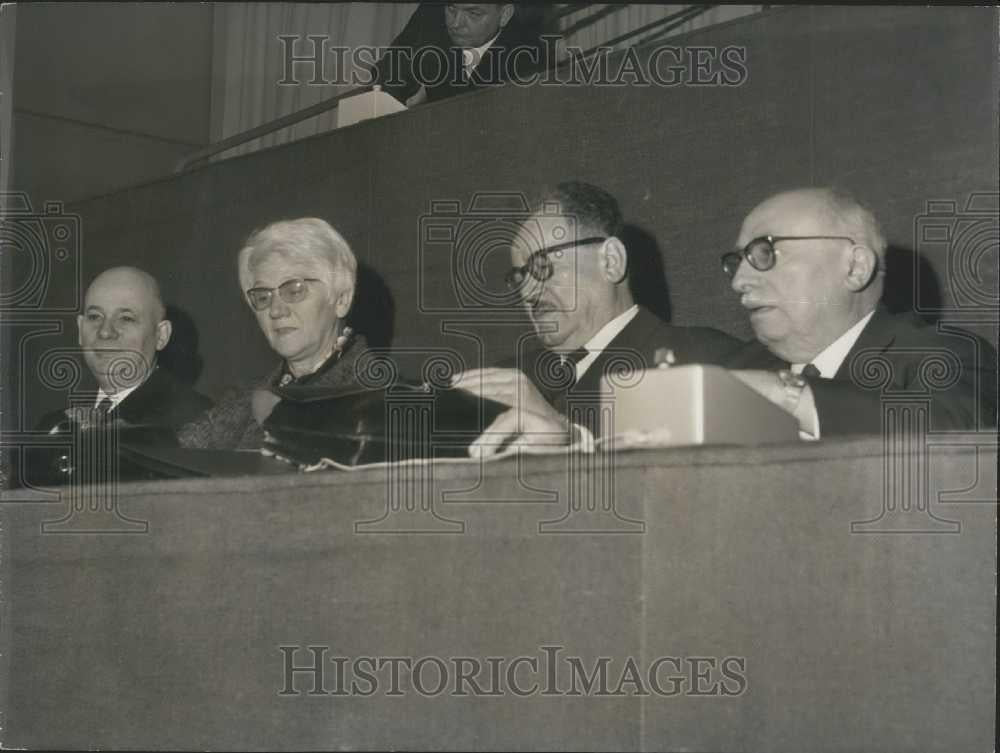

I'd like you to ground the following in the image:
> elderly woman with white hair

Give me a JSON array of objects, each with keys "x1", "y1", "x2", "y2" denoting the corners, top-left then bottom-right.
[{"x1": 179, "y1": 217, "x2": 368, "y2": 450}]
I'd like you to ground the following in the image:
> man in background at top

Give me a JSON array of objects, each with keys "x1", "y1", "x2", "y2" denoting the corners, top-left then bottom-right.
[{"x1": 372, "y1": 3, "x2": 548, "y2": 106}]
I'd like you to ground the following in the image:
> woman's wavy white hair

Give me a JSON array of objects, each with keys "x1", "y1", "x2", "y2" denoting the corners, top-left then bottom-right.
[{"x1": 237, "y1": 217, "x2": 357, "y2": 305}]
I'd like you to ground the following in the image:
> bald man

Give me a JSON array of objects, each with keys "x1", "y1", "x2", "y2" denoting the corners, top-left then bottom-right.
[
  {"x1": 37, "y1": 266, "x2": 212, "y2": 435},
  {"x1": 723, "y1": 188, "x2": 997, "y2": 436}
]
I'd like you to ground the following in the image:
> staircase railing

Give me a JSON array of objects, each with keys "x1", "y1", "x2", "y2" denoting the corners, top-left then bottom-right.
[{"x1": 175, "y1": 4, "x2": 716, "y2": 173}]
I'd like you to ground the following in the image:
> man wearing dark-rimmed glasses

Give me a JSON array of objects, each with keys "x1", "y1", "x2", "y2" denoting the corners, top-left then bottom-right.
[
  {"x1": 724, "y1": 187, "x2": 996, "y2": 436},
  {"x1": 452, "y1": 180, "x2": 740, "y2": 454}
]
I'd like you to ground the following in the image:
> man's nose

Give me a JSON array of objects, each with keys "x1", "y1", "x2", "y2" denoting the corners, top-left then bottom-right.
[
  {"x1": 97, "y1": 319, "x2": 118, "y2": 339},
  {"x1": 730, "y1": 259, "x2": 756, "y2": 293},
  {"x1": 519, "y1": 276, "x2": 545, "y2": 305}
]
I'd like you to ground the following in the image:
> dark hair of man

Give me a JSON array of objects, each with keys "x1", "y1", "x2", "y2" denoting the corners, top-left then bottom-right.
[{"x1": 536, "y1": 180, "x2": 624, "y2": 239}]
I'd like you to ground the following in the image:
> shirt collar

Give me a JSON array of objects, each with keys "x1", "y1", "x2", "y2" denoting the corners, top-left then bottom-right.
[
  {"x1": 95, "y1": 378, "x2": 145, "y2": 411},
  {"x1": 577, "y1": 304, "x2": 640, "y2": 359},
  {"x1": 793, "y1": 309, "x2": 876, "y2": 378},
  {"x1": 461, "y1": 32, "x2": 501, "y2": 72}
]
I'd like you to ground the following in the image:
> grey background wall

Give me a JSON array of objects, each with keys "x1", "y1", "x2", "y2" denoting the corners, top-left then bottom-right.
[
  {"x1": 11, "y1": 3, "x2": 214, "y2": 205},
  {"x1": 12, "y1": 5, "x2": 999, "y2": 425}
]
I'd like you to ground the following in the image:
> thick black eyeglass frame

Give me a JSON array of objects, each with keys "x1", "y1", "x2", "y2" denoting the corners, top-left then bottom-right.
[
  {"x1": 504, "y1": 236, "x2": 607, "y2": 291},
  {"x1": 245, "y1": 277, "x2": 322, "y2": 311},
  {"x1": 721, "y1": 235, "x2": 856, "y2": 278}
]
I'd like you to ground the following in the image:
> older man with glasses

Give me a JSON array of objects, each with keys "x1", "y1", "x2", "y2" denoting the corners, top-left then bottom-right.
[
  {"x1": 179, "y1": 218, "x2": 367, "y2": 450},
  {"x1": 723, "y1": 187, "x2": 997, "y2": 436},
  {"x1": 452, "y1": 180, "x2": 740, "y2": 454}
]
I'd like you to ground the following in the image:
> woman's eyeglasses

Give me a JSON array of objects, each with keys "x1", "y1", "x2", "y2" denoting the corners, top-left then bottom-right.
[{"x1": 245, "y1": 278, "x2": 322, "y2": 310}]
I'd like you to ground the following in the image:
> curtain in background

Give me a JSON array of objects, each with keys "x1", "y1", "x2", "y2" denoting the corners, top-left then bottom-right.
[
  {"x1": 211, "y1": 4, "x2": 763, "y2": 160},
  {"x1": 211, "y1": 2, "x2": 417, "y2": 159}
]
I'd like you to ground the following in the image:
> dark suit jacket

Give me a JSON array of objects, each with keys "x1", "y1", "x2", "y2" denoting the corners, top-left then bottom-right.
[
  {"x1": 513, "y1": 306, "x2": 742, "y2": 437},
  {"x1": 373, "y1": 3, "x2": 546, "y2": 104},
  {"x1": 36, "y1": 366, "x2": 213, "y2": 436},
  {"x1": 22, "y1": 367, "x2": 212, "y2": 487},
  {"x1": 725, "y1": 307, "x2": 998, "y2": 435}
]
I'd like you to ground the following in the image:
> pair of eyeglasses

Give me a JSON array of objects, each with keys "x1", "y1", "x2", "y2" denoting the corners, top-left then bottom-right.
[
  {"x1": 721, "y1": 235, "x2": 856, "y2": 278},
  {"x1": 504, "y1": 237, "x2": 607, "y2": 291},
  {"x1": 245, "y1": 278, "x2": 321, "y2": 310}
]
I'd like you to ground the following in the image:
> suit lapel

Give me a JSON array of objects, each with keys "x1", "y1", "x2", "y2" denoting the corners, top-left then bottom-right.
[
  {"x1": 833, "y1": 307, "x2": 897, "y2": 380},
  {"x1": 573, "y1": 308, "x2": 657, "y2": 395},
  {"x1": 115, "y1": 368, "x2": 167, "y2": 425}
]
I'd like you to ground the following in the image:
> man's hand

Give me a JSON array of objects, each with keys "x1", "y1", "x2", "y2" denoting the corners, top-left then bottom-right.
[
  {"x1": 451, "y1": 368, "x2": 582, "y2": 456},
  {"x1": 468, "y1": 407, "x2": 577, "y2": 458},
  {"x1": 404, "y1": 86, "x2": 427, "y2": 107}
]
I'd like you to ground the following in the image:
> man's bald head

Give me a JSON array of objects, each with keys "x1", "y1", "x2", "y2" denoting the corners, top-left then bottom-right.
[
  {"x1": 730, "y1": 187, "x2": 885, "y2": 363},
  {"x1": 86, "y1": 267, "x2": 167, "y2": 320},
  {"x1": 77, "y1": 266, "x2": 172, "y2": 392},
  {"x1": 757, "y1": 187, "x2": 887, "y2": 268}
]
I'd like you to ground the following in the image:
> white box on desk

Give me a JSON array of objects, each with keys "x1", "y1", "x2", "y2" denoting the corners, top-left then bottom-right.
[
  {"x1": 336, "y1": 87, "x2": 407, "y2": 129},
  {"x1": 598, "y1": 364, "x2": 800, "y2": 446}
]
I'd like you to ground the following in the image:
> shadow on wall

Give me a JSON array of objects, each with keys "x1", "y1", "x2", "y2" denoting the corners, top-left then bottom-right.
[
  {"x1": 158, "y1": 305, "x2": 204, "y2": 386},
  {"x1": 883, "y1": 245, "x2": 944, "y2": 322},
  {"x1": 347, "y1": 262, "x2": 396, "y2": 350},
  {"x1": 622, "y1": 223, "x2": 672, "y2": 323}
]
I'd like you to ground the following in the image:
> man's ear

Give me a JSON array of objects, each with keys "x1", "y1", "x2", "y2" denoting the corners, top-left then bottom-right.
[
  {"x1": 845, "y1": 244, "x2": 879, "y2": 292},
  {"x1": 499, "y1": 4, "x2": 515, "y2": 29},
  {"x1": 155, "y1": 319, "x2": 173, "y2": 352},
  {"x1": 600, "y1": 237, "x2": 629, "y2": 284}
]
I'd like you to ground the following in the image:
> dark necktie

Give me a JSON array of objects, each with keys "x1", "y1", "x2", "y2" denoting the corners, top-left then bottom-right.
[
  {"x1": 548, "y1": 347, "x2": 590, "y2": 413},
  {"x1": 801, "y1": 363, "x2": 821, "y2": 379},
  {"x1": 96, "y1": 397, "x2": 114, "y2": 414}
]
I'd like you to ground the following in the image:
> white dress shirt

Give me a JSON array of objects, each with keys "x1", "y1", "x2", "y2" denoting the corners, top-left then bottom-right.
[
  {"x1": 406, "y1": 32, "x2": 501, "y2": 107},
  {"x1": 94, "y1": 364, "x2": 159, "y2": 412},
  {"x1": 569, "y1": 304, "x2": 640, "y2": 383},
  {"x1": 792, "y1": 309, "x2": 876, "y2": 379},
  {"x1": 791, "y1": 309, "x2": 876, "y2": 438},
  {"x1": 560, "y1": 305, "x2": 640, "y2": 451},
  {"x1": 461, "y1": 32, "x2": 500, "y2": 77},
  {"x1": 47, "y1": 376, "x2": 144, "y2": 434}
]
